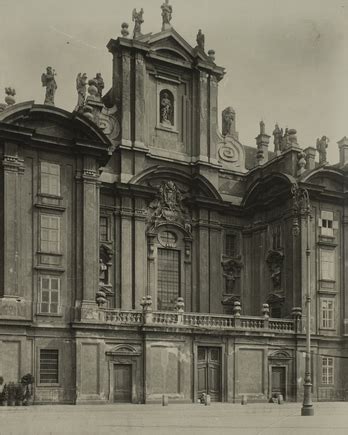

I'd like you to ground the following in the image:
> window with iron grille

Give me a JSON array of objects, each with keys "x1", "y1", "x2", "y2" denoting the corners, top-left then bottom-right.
[
  {"x1": 225, "y1": 234, "x2": 236, "y2": 257},
  {"x1": 157, "y1": 248, "x2": 180, "y2": 311},
  {"x1": 321, "y1": 298, "x2": 334, "y2": 329},
  {"x1": 322, "y1": 357, "x2": 334, "y2": 384},
  {"x1": 40, "y1": 162, "x2": 60, "y2": 196},
  {"x1": 100, "y1": 216, "x2": 109, "y2": 241},
  {"x1": 40, "y1": 349, "x2": 59, "y2": 384},
  {"x1": 40, "y1": 214, "x2": 60, "y2": 253},
  {"x1": 39, "y1": 276, "x2": 60, "y2": 314}
]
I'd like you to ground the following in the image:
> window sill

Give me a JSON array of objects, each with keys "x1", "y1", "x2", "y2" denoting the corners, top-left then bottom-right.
[
  {"x1": 34, "y1": 265, "x2": 65, "y2": 272},
  {"x1": 37, "y1": 383, "x2": 61, "y2": 388},
  {"x1": 38, "y1": 193, "x2": 63, "y2": 200},
  {"x1": 37, "y1": 251, "x2": 63, "y2": 257},
  {"x1": 155, "y1": 125, "x2": 179, "y2": 134},
  {"x1": 36, "y1": 312, "x2": 63, "y2": 318},
  {"x1": 34, "y1": 203, "x2": 66, "y2": 212}
]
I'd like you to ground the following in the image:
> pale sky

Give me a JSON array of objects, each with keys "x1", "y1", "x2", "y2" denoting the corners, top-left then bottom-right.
[{"x1": 0, "y1": 0, "x2": 347, "y2": 163}]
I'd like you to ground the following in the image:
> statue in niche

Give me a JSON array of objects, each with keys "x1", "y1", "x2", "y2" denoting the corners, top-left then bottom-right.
[
  {"x1": 196, "y1": 29, "x2": 205, "y2": 51},
  {"x1": 75, "y1": 73, "x2": 88, "y2": 111},
  {"x1": 41, "y1": 66, "x2": 57, "y2": 105},
  {"x1": 161, "y1": 0, "x2": 172, "y2": 30},
  {"x1": 132, "y1": 8, "x2": 144, "y2": 38},
  {"x1": 222, "y1": 257, "x2": 243, "y2": 294},
  {"x1": 99, "y1": 258, "x2": 108, "y2": 285},
  {"x1": 160, "y1": 91, "x2": 174, "y2": 126},
  {"x1": 273, "y1": 123, "x2": 283, "y2": 153},
  {"x1": 316, "y1": 136, "x2": 329, "y2": 164},
  {"x1": 266, "y1": 249, "x2": 284, "y2": 291},
  {"x1": 222, "y1": 107, "x2": 235, "y2": 136}
]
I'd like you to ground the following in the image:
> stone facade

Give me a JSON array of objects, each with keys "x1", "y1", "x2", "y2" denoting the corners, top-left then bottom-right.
[{"x1": 0, "y1": 11, "x2": 347, "y2": 405}]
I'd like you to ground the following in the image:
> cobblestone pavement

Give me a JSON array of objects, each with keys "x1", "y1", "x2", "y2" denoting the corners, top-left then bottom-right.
[{"x1": 1, "y1": 402, "x2": 348, "y2": 435}]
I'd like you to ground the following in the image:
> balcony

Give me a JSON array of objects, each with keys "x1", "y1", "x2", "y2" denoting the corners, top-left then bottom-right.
[{"x1": 83, "y1": 308, "x2": 297, "y2": 335}]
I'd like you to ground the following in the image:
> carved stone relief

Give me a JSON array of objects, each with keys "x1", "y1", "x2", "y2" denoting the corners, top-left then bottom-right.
[{"x1": 146, "y1": 181, "x2": 191, "y2": 233}]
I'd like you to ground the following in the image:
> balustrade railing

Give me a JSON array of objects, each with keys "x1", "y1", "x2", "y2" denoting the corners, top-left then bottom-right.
[{"x1": 99, "y1": 308, "x2": 296, "y2": 334}]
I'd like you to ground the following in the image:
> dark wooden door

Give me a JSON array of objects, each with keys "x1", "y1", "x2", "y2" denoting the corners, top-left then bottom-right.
[
  {"x1": 113, "y1": 364, "x2": 132, "y2": 403},
  {"x1": 197, "y1": 347, "x2": 221, "y2": 401},
  {"x1": 271, "y1": 366, "x2": 286, "y2": 399}
]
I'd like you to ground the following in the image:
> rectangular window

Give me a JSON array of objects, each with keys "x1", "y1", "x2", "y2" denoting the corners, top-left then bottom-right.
[
  {"x1": 40, "y1": 162, "x2": 60, "y2": 196},
  {"x1": 322, "y1": 357, "x2": 334, "y2": 384},
  {"x1": 40, "y1": 349, "x2": 59, "y2": 384},
  {"x1": 321, "y1": 211, "x2": 334, "y2": 237},
  {"x1": 225, "y1": 234, "x2": 236, "y2": 257},
  {"x1": 39, "y1": 275, "x2": 60, "y2": 314},
  {"x1": 40, "y1": 214, "x2": 60, "y2": 253},
  {"x1": 320, "y1": 250, "x2": 335, "y2": 281},
  {"x1": 100, "y1": 216, "x2": 109, "y2": 242},
  {"x1": 157, "y1": 248, "x2": 180, "y2": 311},
  {"x1": 321, "y1": 298, "x2": 334, "y2": 329}
]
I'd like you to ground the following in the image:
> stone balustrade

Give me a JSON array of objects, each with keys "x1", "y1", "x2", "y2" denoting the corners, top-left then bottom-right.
[{"x1": 96, "y1": 308, "x2": 297, "y2": 334}]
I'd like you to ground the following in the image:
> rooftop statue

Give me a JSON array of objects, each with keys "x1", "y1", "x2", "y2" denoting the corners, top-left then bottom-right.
[
  {"x1": 41, "y1": 67, "x2": 57, "y2": 106},
  {"x1": 273, "y1": 123, "x2": 283, "y2": 153},
  {"x1": 222, "y1": 107, "x2": 235, "y2": 137},
  {"x1": 4, "y1": 87, "x2": 16, "y2": 106},
  {"x1": 259, "y1": 120, "x2": 265, "y2": 135},
  {"x1": 132, "y1": 8, "x2": 144, "y2": 39},
  {"x1": 93, "y1": 73, "x2": 104, "y2": 98},
  {"x1": 75, "y1": 73, "x2": 87, "y2": 111},
  {"x1": 196, "y1": 29, "x2": 205, "y2": 51},
  {"x1": 121, "y1": 22, "x2": 130, "y2": 38},
  {"x1": 161, "y1": 0, "x2": 172, "y2": 31},
  {"x1": 0, "y1": 87, "x2": 16, "y2": 113},
  {"x1": 316, "y1": 136, "x2": 329, "y2": 164}
]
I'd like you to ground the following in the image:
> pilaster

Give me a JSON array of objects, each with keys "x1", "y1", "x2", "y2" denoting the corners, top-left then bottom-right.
[
  {"x1": 134, "y1": 52, "x2": 146, "y2": 150},
  {"x1": 121, "y1": 50, "x2": 132, "y2": 147},
  {"x1": 120, "y1": 196, "x2": 133, "y2": 309},
  {"x1": 134, "y1": 198, "x2": 147, "y2": 309},
  {"x1": 1, "y1": 143, "x2": 24, "y2": 298}
]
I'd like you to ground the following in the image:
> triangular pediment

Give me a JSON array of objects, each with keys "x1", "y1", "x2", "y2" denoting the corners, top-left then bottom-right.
[{"x1": 139, "y1": 28, "x2": 209, "y2": 64}]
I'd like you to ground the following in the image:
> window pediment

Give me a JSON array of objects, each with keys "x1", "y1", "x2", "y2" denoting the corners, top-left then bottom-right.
[{"x1": 106, "y1": 345, "x2": 141, "y2": 356}]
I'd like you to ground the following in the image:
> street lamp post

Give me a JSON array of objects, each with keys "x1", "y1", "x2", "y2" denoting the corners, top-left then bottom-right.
[{"x1": 292, "y1": 184, "x2": 314, "y2": 417}]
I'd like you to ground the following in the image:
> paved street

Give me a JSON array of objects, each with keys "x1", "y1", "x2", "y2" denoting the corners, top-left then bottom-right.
[{"x1": 1, "y1": 402, "x2": 348, "y2": 435}]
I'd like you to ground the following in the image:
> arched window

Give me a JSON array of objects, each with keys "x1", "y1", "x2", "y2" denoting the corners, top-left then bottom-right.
[{"x1": 159, "y1": 89, "x2": 174, "y2": 126}]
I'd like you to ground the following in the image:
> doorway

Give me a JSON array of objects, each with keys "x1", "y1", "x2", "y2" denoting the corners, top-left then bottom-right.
[
  {"x1": 113, "y1": 364, "x2": 132, "y2": 403},
  {"x1": 197, "y1": 347, "x2": 222, "y2": 402},
  {"x1": 271, "y1": 366, "x2": 286, "y2": 400}
]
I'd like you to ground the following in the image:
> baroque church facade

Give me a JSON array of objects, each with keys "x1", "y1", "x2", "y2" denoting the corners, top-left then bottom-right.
[{"x1": 0, "y1": 4, "x2": 347, "y2": 404}]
